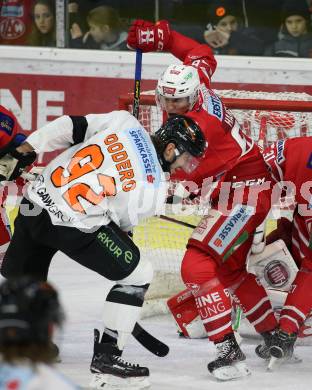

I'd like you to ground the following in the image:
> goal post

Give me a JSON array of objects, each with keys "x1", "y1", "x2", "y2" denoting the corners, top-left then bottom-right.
[{"x1": 118, "y1": 89, "x2": 312, "y2": 317}]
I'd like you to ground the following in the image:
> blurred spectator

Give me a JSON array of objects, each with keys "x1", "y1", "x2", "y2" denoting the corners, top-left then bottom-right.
[
  {"x1": 158, "y1": 0, "x2": 284, "y2": 49},
  {"x1": 242, "y1": 0, "x2": 284, "y2": 47},
  {"x1": 27, "y1": 0, "x2": 56, "y2": 47},
  {"x1": 67, "y1": 1, "x2": 88, "y2": 46},
  {"x1": 203, "y1": 0, "x2": 264, "y2": 55},
  {"x1": 0, "y1": 0, "x2": 32, "y2": 45},
  {"x1": 70, "y1": 5, "x2": 127, "y2": 50},
  {"x1": 265, "y1": 0, "x2": 312, "y2": 57},
  {"x1": 0, "y1": 277, "x2": 79, "y2": 389}
]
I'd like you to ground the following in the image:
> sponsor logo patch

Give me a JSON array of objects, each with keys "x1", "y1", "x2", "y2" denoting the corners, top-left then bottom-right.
[
  {"x1": 209, "y1": 205, "x2": 254, "y2": 255},
  {"x1": 276, "y1": 140, "x2": 285, "y2": 164},
  {"x1": 128, "y1": 128, "x2": 160, "y2": 186},
  {"x1": 264, "y1": 260, "x2": 289, "y2": 288},
  {"x1": 162, "y1": 86, "x2": 176, "y2": 95},
  {"x1": 208, "y1": 95, "x2": 222, "y2": 120},
  {"x1": 0, "y1": 112, "x2": 14, "y2": 135}
]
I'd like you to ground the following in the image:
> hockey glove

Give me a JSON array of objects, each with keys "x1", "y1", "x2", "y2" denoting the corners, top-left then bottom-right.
[
  {"x1": 0, "y1": 149, "x2": 37, "y2": 182},
  {"x1": 127, "y1": 19, "x2": 171, "y2": 52}
]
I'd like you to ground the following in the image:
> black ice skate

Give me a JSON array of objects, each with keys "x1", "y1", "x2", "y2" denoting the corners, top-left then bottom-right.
[
  {"x1": 255, "y1": 331, "x2": 274, "y2": 360},
  {"x1": 207, "y1": 333, "x2": 251, "y2": 381},
  {"x1": 268, "y1": 329, "x2": 299, "y2": 370},
  {"x1": 89, "y1": 329, "x2": 150, "y2": 389}
]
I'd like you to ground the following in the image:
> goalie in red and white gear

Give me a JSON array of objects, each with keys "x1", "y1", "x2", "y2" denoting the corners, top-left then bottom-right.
[
  {"x1": 128, "y1": 21, "x2": 278, "y2": 380},
  {"x1": 258, "y1": 137, "x2": 312, "y2": 363}
]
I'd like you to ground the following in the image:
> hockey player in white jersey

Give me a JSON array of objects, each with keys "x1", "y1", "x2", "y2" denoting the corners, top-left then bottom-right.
[
  {"x1": 0, "y1": 110, "x2": 206, "y2": 389},
  {"x1": 0, "y1": 277, "x2": 79, "y2": 390}
]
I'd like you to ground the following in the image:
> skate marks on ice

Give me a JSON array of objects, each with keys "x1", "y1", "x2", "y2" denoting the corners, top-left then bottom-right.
[{"x1": 49, "y1": 253, "x2": 312, "y2": 390}]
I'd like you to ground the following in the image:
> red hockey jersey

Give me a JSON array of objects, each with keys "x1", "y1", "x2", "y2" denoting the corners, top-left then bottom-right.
[
  {"x1": 167, "y1": 31, "x2": 268, "y2": 191},
  {"x1": 263, "y1": 137, "x2": 312, "y2": 263}
]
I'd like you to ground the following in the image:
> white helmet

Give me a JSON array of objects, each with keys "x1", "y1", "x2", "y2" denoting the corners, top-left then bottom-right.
[{"x1": 156, "y1": 64, "x2": 200, "y2": 110}]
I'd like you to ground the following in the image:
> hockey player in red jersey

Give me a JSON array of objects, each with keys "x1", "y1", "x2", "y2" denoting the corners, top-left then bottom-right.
[
  {"x1": 261, "y1": 138, "x2": 312, "y2": 363},
  {"x1": 0, "y1": 105, "x2": 36, "y2": 266},
  {"x1": 127, "y1": 19, "x2": 279, "y2": 380}
]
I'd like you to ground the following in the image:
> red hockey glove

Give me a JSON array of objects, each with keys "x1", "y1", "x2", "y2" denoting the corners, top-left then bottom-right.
[{"x1": 127, "y1": 19, "x2": 171, "y2": 52}]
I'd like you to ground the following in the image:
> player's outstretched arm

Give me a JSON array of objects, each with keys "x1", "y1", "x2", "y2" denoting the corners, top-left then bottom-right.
[{"x1": 127, "y1": 19, "x2": 217, "y2": 83}]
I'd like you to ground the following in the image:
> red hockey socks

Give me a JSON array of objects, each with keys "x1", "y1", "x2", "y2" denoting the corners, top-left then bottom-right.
[{"x1": 232, "y1": 273, "x2": 278, "y2": 333}]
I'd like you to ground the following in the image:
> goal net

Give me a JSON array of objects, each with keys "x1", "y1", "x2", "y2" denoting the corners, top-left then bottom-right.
[{"x1": 118, "y1": 89, "x2": 312, "y2": 317}]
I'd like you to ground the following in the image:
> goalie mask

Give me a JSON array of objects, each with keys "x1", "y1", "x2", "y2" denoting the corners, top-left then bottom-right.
[
  {"x1": 156, "y1": 65, "x2": 200, "y2": 111},
  {"x1": 0, "y1": 277, "x2": 64, "y2": 346},
  {"x1": 152, "y1": 115, "x2": 206, "y2": 173}
]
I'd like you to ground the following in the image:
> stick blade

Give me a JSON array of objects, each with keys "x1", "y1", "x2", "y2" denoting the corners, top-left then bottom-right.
[{"x1": 132, "y1": 322, "x2": 169, "y2": 357}]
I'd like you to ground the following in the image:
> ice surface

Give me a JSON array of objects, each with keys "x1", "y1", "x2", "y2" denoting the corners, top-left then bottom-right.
[{"x1": 49, "y1": 252, "x2": 312, "y2": 390}]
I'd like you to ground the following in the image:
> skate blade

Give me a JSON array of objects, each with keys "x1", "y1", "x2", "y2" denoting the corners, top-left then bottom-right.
[
  {"x1": 89, "y1": 373, "x2": 150, "y2": 389},
  {"x1": 212, "y1": 362, "x2": 251, "y2": 381},
  {"x1": 267, "y1": 354, "x2": 302, "y2": 371},
  {"x1": 267, "y1": 356, "x2": 279, "y2": 371}
]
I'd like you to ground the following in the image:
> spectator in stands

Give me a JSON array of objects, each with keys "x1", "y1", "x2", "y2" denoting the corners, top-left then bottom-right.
[
  {"x1": 203, "y1": 0, "x2": 264, "y2": 55},
  {"x1": 202, "y1": 0, "x2": 287, "y2": 54},
  {"x1": 67, "y1": 1, "x2": 89, "y2": 47},
  {"x1": 70, "y1": 5, "x2": 127, "y2": 50},
  {"x1": 265, "y1": 0, "x2": 312, "y2": 57},
  {"x1": 0, "y1": 277, "x2": 79, "y2": 389},
  {"x1": 0, "y1": 0, "x2": 32, "y2": 46},
  {"x1": 27, "y1": 0, "x2": 56, "y2": 47}
]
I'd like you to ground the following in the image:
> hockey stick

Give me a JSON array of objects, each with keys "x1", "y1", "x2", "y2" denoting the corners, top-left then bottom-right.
[
  {"x1": 159, "y1": 214, "x2": 196, "y2": 229},
  {"x1": 130, "y1": 48, "x2": 170, "y2": 357},
  {"x1": 132, "y1": 48, "x2": 142, "y2": 119},
  {"x1": 132, "y1": 48, "x2": 198, "y2": 232},
  {"x1": 132, "y1": 322, "x2": 169, "y2": 357}
]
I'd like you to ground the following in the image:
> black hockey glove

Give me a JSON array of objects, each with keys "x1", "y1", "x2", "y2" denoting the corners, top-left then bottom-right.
[{"x1": 0, "y1": 149, "x2": 37, "y2": 182}]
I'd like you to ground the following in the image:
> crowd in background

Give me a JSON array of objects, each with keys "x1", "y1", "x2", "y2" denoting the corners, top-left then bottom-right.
[{"x1": 0, "y1": 0, "x2": 312, "y2": 57}]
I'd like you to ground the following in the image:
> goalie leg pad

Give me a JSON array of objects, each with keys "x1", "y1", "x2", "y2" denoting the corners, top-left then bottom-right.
[
  {"x1": 167, "y1": 288, "x2": 207, "y2": 338},
  {"x1": 247, "y1": 239, "x2": 298, "y2": 292}
]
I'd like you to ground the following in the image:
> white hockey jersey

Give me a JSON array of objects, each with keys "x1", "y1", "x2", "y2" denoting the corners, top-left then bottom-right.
[
  {"x1": 0, "y1": 362, "x2": 79, "y2": 390},
  {"x1": 26, "y1": 111, "x2": 168, "y2": 231}
]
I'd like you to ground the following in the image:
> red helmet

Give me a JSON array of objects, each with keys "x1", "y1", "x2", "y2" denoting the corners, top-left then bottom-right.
[{"x1": 0, "y1": 105, "x2": 18, "y2": 156}]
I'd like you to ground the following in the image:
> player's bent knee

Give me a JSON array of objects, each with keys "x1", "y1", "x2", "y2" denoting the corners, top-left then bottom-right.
[
  {"x1": 181, "y1": 247, "x2": 218, "y2": 286},
  {"x1": 119, "y1": 259, "x2": 153, "y2": 286}
]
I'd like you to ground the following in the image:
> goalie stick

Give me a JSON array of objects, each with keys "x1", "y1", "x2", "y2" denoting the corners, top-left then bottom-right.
[{"x1": 132, "y1": 322, "x2": 169, "y2": 357}]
